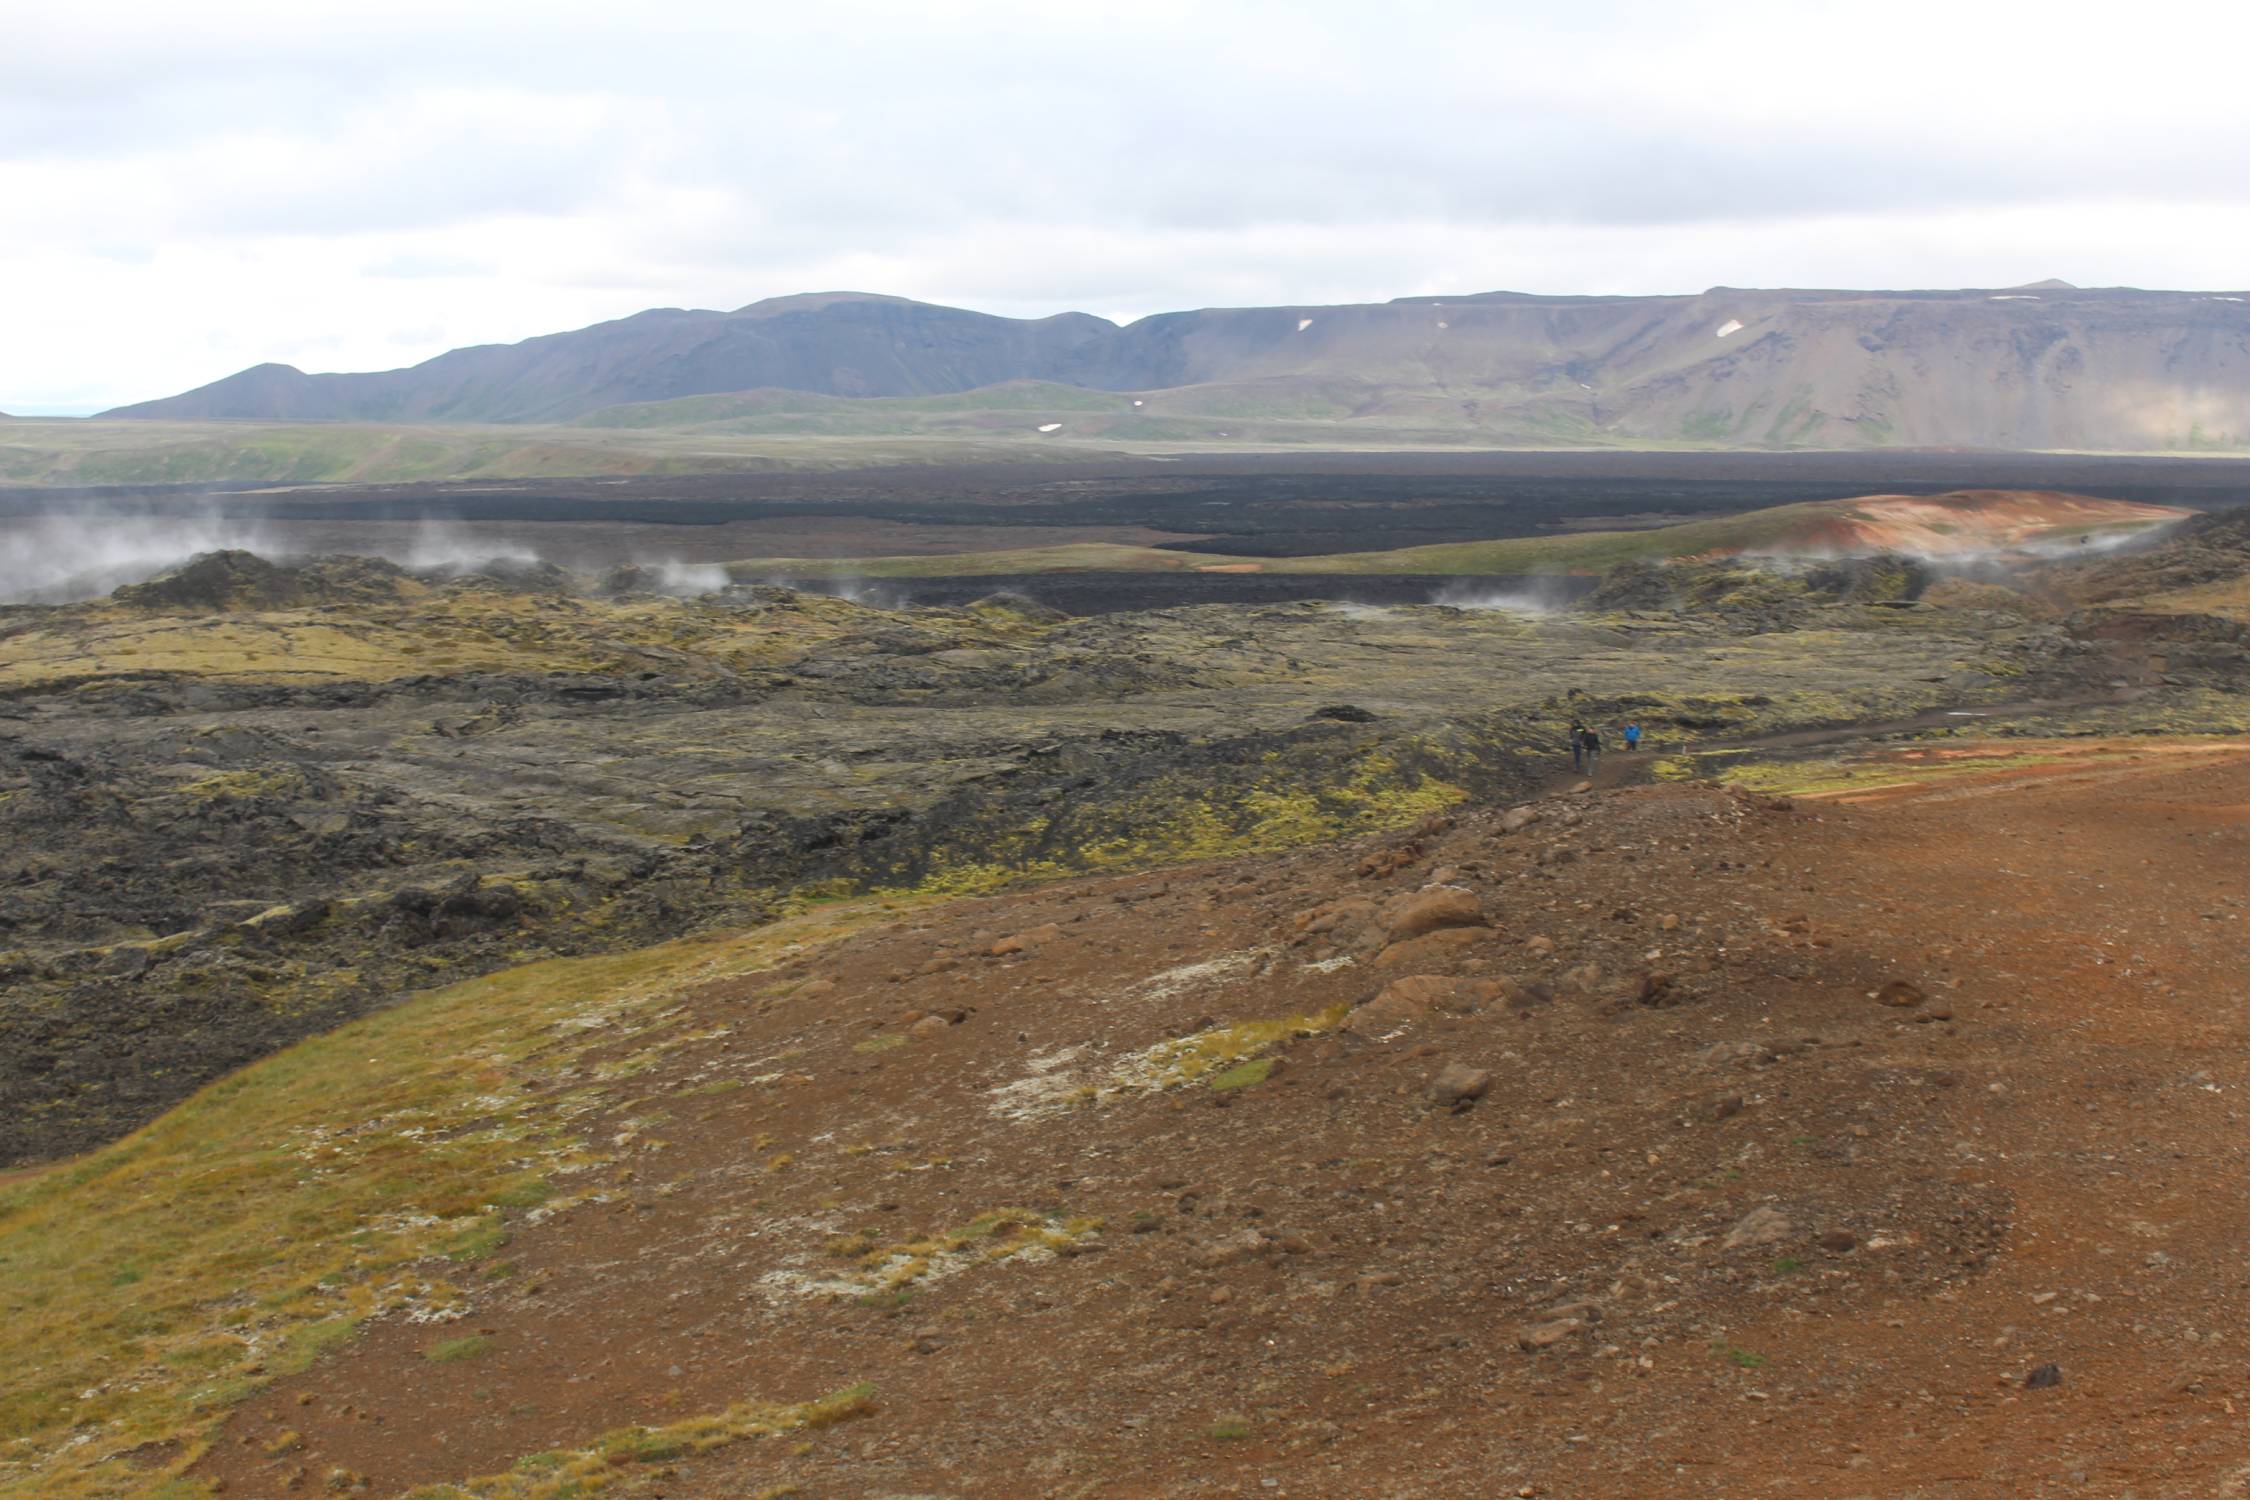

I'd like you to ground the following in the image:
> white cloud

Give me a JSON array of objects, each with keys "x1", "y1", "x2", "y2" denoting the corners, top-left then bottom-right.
[{"x1": 4, "y1": 0, "x2": 2248, "y2": 410}]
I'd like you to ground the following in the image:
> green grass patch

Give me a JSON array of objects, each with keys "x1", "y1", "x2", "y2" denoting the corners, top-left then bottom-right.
[
  {"x1": 0, "y1": 901, "x2": 893, "y2": 1499},
  {"x1": 394, "y1": 1383, "x2": 874, "y2": 1499},
  {"x1": 1693, "y1": 747, "x2": 2076, "y2": 799},
  {"x1": 443, "y1": 1216, "x2": 509, "y2": 1262},
  {"x1": 274, "y1": 1316, "x2": 360, "y2": 1376},
  {"x1": 1121, "y1": 1003, "x2": 1352, "y2": 1093},
  {"x1": 1209, "y1": 1057, "x2": 1277, "y2": 1091},
  {"x1": 425, "y1": 1334, "x2": 494, "y2": 1363},
  {"x1": 1712, "y1": 1342, "x2": 1768, "y2": 1369}
]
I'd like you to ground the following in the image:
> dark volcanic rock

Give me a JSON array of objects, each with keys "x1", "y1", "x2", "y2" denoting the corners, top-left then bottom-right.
[
  {"x1": 113, "y1": 551, "x2": 304, "y2": 611},
  {"x1": 112, "y1": 551, "x2": 418, "y2": 611}
]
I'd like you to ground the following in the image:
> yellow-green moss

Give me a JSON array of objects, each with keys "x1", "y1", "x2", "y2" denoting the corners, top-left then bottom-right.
[
  {"x1": 1209, "y1": 1058, "x2": 1277, "y2": 1091},
  {"x1": 858, "y1": 1209, "x2": 1103, "y2": 1290},
  {"x1": 1113, "y1": 1003, "x2": 1353, "y2": 1096},
  {"x1": 394, "y1": 1383, "x2": 873, "y2": 1500},
  {"x1": 0, "y1": 903, "x2": 892, "y2": 1499}
]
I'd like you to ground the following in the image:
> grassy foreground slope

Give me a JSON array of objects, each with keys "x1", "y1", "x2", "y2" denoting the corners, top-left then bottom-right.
[{"x1": 0, "y1": 908, "x2": 892, "y2": 1499}]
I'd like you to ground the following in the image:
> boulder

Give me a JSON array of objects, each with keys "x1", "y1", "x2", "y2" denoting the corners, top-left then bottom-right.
[
  {"x1": 1427, "y1": 1062, "x2": 1494, "y2": 1107},
  {"x1": 1290, "y1": 898, "x2": 1383, "y2": 952},
  {"x1": 1378, "y1": 885, "x2": 1484, "y2": 943},
  {"x1": 1373, "y1": 925, "x2": 1493, "y2": 970},
  {"x1": 1342, "y1": 975, "x2": 1503, "y2": 1037}
]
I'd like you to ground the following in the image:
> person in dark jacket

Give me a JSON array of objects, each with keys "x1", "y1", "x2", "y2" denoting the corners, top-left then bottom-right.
[
  {"x1": 1569, "y1": 720, "x2": 1587, "y2": 772},
  {"x1": 1578, "y1": 724, "x2": 1603, "y2": 775}
]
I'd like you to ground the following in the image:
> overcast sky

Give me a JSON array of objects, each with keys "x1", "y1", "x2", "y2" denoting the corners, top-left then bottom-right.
[{"x1": 7, "y1": 0, "x2": 2249, "y2": 412}]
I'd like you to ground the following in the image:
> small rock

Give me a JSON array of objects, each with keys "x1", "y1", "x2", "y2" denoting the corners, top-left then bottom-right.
[
  {"x1": 1711, "y1": 1094, "x2": 1744, "y2": 1121},
  {"x1": 2024, "y1": 1362, "x2": 2062, "y2": 1389},
  {"x1": 1288, "y1": 897, "x2": 1384, "y2": 953},
  {"x1": 1523, "y1": 936, "x2": 1556, "y2": 958},
  {"x1": 908, "y1": 1014, "x2": 950, "y2": 1038},
  {"x1": 1722, "y1": 1206, "x2": 1793, "y2": 1250},
  {"x1": 100, "y1": 945, "x2": 154, "y2": 978},
  {"x1": 1499, "y1": 806, "x2": 1542, "y2": 834},
  {"x1": 1427, "y1": 1062, "x2": 1494, "y2": 1107},
  {"x1": 988, "y1": 922, "x2": 1063, "y2": 958},
  {"x1": 1517, "y1": 1317, "x2": 1587, "y2": 1350},
  {"x1": 1503, "y1": 980, "x2": 1553, "y2": 1014},
  {"x1": 1701, "y1": 1040, "x2": 1771, "y2": 1070},
  {"x1": 1188, "y1": 1229, "x2": 1269, "y2": 1269},
  {"x1": 1816, "y1": 1229, "x2": 1857, "y2": 1253},
  {"x1": 1875, "y1": 980, "x2": 1926, "y2": 1008}
]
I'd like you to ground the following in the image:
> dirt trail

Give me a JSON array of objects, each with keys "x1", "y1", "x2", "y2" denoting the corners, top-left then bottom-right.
[{"x1": 194, "y1": 738, "x2": 2250, "y2": 1498}]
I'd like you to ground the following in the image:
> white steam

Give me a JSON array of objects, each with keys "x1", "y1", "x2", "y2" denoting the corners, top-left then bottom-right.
[
  {"x1": 397, "y1": 519, "x2": 540, "y2": 574},
  {"x1": 650, "y1": 561, "x2": 730, "y2": 595},
  {"x1": 0, "y1": 513, "x2": 278, "y2": 604},
  {"x1": 1430, "y1": 581, "x2": 1569, "y2": 615},
  {"x1": 776, "y1": 576, "x2": 897, "y2": 608},
  {"x1": 0, "y1": 507, "x2": 754, "y2": 605}
]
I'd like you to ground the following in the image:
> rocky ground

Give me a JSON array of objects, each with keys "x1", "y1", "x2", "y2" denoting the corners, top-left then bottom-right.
[
  {"x1": 168, "y1": 739, "x2": 2250, "y2": 1498},
  {"x1": 11, "y1": 539, "x2": 2237, "y2": 1167},
  {"x1": 5, "y1": 508, "x2": 2250, "y2": 1498}
]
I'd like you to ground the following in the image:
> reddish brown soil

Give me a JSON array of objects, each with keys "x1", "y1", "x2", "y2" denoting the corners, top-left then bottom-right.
[
  {"x1": 198, "y1": 740, "x2": 2250, "y2": 1498},
  {"x1": 1781, "y1": 490, "x2": 2191, "y2": 558}
]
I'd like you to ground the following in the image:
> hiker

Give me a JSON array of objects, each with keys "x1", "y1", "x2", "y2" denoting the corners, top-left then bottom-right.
[
  {"x1": 1623, "y1": 722, "x2": 1642, "y2": 753},
  {"x1": 1569, "y1": 720, "x2": 1587, "y2": 772},
  {"x1": 1579, "y1": 724, "x2": 1603, "y2": 776}
]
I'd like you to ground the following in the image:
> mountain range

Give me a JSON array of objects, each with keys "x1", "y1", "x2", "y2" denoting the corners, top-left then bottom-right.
[{"x1": 104, "y1": 284, "x2": 2250, "y2": 451}]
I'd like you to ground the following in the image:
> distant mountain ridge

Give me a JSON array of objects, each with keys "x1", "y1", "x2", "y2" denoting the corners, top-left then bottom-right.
[{"x1": 105, "y1": 285, "x2": 2250, "y2": 450}]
